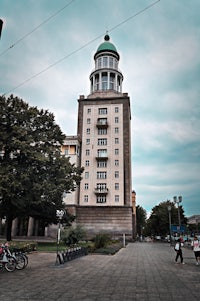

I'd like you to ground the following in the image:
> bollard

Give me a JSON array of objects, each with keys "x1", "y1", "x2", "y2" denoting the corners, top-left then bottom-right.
[{"x1": 123, "y1": 233, "x2": 126, "y2": 248}]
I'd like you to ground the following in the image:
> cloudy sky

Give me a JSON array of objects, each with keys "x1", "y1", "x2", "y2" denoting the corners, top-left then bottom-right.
[{"x1": 1, "y1": 0, "x2": 200, "y2": 217}]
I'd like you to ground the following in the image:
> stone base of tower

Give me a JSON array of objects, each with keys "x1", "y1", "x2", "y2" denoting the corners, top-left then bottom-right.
[{"x1": 66, "y1": 205, "x2": 134, "y2": 239}]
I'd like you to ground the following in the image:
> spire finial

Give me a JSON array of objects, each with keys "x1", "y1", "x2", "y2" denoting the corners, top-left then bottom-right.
[{"x1": 104, "y1": 32, "x2": 110, "y2": 41}]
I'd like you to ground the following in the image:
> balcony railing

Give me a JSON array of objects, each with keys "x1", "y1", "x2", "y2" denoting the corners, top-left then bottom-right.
[
  {"x1": 96, "y1": 120, "x2": 108, "y2": 128},
  {"x1": 96, "y1": 153, "x2": 108, "y2": 160},
  {"x1": 94, "y1": 188, "x2": 108, "y2": 195}
]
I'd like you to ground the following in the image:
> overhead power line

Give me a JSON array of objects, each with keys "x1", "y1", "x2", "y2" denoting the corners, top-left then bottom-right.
[
  {"x1": 0, "y1": 0, "x2": 76, "y2": 57},
  {"x1": 2, "y1": 0, "x2": 160, "y2": 96},
  {"x1": 109, "y1": 0, "x2": 160, "y2": 33}
]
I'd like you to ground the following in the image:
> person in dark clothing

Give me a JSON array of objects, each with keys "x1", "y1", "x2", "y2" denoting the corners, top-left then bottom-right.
[{"x1": 174, "y1": 238, "x2": 185, "y2": 264}]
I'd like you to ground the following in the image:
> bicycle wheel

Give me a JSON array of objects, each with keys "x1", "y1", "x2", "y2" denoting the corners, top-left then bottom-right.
[
  {"x1": 15, "y1": 253, "x2": 26, "y2": 270},
  {"x1": 22, "y1": 253, "x2": 28, "y2": 267},
  {"x1": 5, "y1": 257, "x2": 16, "y2": 272}
]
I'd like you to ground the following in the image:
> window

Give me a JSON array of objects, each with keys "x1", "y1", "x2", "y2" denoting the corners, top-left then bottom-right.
[
  {"x1": 109, "y1": 57, "x2": 114, "y2": 68},
  {"x1": 98, "y1": 128, "x2": 107, "y2": 135},
  {"x1": 85, "y1": 183, "x2": 89, "y2": 190},
  {"x1": 115, "y1": 160, "x2": 119, "y2": 166},
  {"x1": 97, "y1": 149, "x2": 107, "y2": 157},
  {"x1": 115, "y1": 183, "x2": 119, "y2": 190},
  {"x1": 86, "y1": 149, "x2": 90, "y2": 156},
  {"x1": 87, "y1": 108, "x2": 91, "y2": 114},
  {"x1": 97, "y1": 118, "x2": 107, "y2": 125},
  {"x1": 115, "y1": 117, "x2": 119, "y2": 123},
  {"x1": 85, "y1": 160, "x2": 89, "y2": 166},
  {"x1": 85, "y1": 172, "x2": 89, "y2": 179},
  {"x1": 95, "y1": 74, "x2": 99, "y2": 91},
  {"x1": 64, "y1": 149, "x2": 69, "y2": 155},
  {"x1": 115, "y1": 149, "x2": 119, "y2": 155},
  {"x1": 115, "y1": 127, "x2": 119, "y2": 133},
  {"x1": 97, "y1": 183, "x2": 107, "y2": 190},
  {"x1": 84, "y1": 195, "x2": 88, "y2": 203},
  {"x1": 115, "y1": 171, "x2": 119, "y2": 178},
  {"x1": 102, "y1": 72, "x2": 108, "y2": 90},
  {"x1": 103, "y1": 56, "x2": 108, "y2": 67},
  {"x1": 97, "y1": 172, "x2": 107, "y2": 179},
  {"x1": 115, "y1": 195, "x2": 119, "y2": 202},
  {"x1": 86, "y1": 128, "x2": 90, "y2": 134},
  {"x1": 98, "y1": 138, "x2": 107, "y2": 145},
  {"x1": 87, "y1": 118, "x2": 91, "y2": 124},
  {"x1": 99, "y1": 108, "x2": 107, "y2": 115},
  {"x1": 115, "y1": 138, "x2": 119, "y2": 144},
  {"x1": 97, "y1": 58, "x2": 101, "y2": 68},
  {"x1": 97, "y1": 160, "x2": 107, "y2": 168},
  {"x1": 86, "y1": 138, "x2": 90, "y2": 145},
  {"x1": 115, "y1": 107, "x2": 119, "y2": 113},
  {"x1": 109, "y1": 73, "x2": 115, "y2": 90},
  {"x1": 96, "y1": 195, "x2": 107, "y2": 203}
]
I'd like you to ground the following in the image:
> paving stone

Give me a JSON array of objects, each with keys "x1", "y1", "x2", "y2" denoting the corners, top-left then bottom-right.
[{"x1": 0, "y1": 242, "x2": 199, "y2": 301}]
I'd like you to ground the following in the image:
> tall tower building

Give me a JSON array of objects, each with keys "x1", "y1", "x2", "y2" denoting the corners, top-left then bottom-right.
[{"x1": 76, "y1": 34, "x2": 133, "y2": 237}]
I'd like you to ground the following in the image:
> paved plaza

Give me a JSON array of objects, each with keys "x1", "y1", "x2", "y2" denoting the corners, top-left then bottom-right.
[{"x1": 0, "y1": 242, "x2": 199, "y2": 301}]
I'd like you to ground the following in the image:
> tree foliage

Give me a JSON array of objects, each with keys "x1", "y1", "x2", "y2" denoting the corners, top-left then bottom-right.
[
  {"x1": 145, "y1": 200, "x2": 187, "y2": 237},
  {"x1": 136, "y1": 205, "x2": 147, "y2": 236},
  {"x1": 0, "y1": 95, "x2": 83, "y2": 240}
]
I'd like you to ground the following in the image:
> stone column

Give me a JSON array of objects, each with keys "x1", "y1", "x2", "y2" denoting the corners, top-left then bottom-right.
[
  {"x1": 11, "y1": 218, "x2": 18, "y2": 237},
  {"x1": 27, "y1": 217, "x2": 34, "y2": 237},
  {"x1": 34, "y1": 220, "x2": 39, "y2": 236}
]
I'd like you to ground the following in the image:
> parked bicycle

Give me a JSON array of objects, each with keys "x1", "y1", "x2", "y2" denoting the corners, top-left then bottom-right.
[
  {"x1": 11, "y1": 248, "x2": 28, "y2": 270},
  {"x1": 0, "y1": 244, "x2": 16, "y2": 272}
]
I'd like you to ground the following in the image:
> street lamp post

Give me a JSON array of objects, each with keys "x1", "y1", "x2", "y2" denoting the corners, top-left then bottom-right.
[
  {"x1": 56, "y1": 209, "x2": 65, "y2": 264},
  {"x1": 168, "y1": 205, "x2": 172, "y2": 244},
  {"x1": 173, "y1": 196, "x2": 182, "y2": 227}
]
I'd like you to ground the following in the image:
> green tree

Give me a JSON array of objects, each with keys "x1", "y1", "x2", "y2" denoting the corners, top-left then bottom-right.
[
  {"x1": 0, "y1": 95, "x2": 83, "y2": 241},
  {"x1": 146, "y1": 200, "x2": 187, "y2": 237},
  {"x1": 136, "y1": 205, "x2": 147, "y2": 236}
]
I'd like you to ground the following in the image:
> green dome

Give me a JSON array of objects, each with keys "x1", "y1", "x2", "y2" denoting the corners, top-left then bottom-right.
[
  {"x1": 97, "y1": 41, "x2": 117, "y2": 53},
  {"x1": 95, "y1": 34, "x2": 119, "y2": 59}
]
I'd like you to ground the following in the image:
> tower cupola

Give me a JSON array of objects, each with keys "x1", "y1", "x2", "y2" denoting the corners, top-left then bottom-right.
[{"x1": 89, "y1": 34, "x2": 123, "y2": 95}]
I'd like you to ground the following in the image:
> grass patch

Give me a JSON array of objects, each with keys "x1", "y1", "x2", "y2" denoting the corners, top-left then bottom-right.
[
  {"x1": 0, "y1": 238, "x2": 123, "y2": 255},
  {"x1": 37, "y1": 242, "x2": 66, "y2": 252}
]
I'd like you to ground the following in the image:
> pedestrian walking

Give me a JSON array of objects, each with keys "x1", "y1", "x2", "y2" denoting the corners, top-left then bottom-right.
[
  {"x1": 191, "y1": 236, "x2": 200, "y2": 265},
  {"x1": 174, "y1": 238, "x2": 185, "y2": 264}
]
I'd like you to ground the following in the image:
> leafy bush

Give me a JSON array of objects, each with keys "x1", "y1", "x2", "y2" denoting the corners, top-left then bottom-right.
[
  {"x1": 1, "y1": 241, "x2": 38, "y2": 252},
  {"x1": 94, "y1": 233, "x2": 110, "y2": 249},
  {"x1": 93, "y1": 242, "x2": 122, "y2": 255},
  {"x1": 61, "y1": 225, "x2": 86, "y2": 246}
]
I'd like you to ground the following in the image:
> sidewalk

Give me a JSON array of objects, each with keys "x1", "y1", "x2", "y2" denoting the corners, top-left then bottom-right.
[{"x1": 0, "y1": 242, "x2": 199, "y2": 301}]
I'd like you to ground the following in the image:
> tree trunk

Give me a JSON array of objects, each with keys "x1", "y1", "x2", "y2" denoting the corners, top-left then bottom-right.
[
  {"x1": 0, "y1": 218, "x2": 2, "y2": 235},
  {"x1": 6, "y1": 215, "x2": 13, "y2": 241}
]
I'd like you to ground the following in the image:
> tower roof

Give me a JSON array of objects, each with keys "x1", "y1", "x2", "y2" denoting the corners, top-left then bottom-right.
[{"x1": 95, "y1": 34, "x2": 119, "y2": 59}]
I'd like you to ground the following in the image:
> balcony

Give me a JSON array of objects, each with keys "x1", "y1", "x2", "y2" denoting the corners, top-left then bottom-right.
[
  {"x1": 96, "y1": 153, "x2": 108, "y2": 160},
  {"x1": 94, "y1": 188, "x2": 108, "y2": 195},
  {"x1": 96, "y1": 119, "x2": 108, "y2": 128}
]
